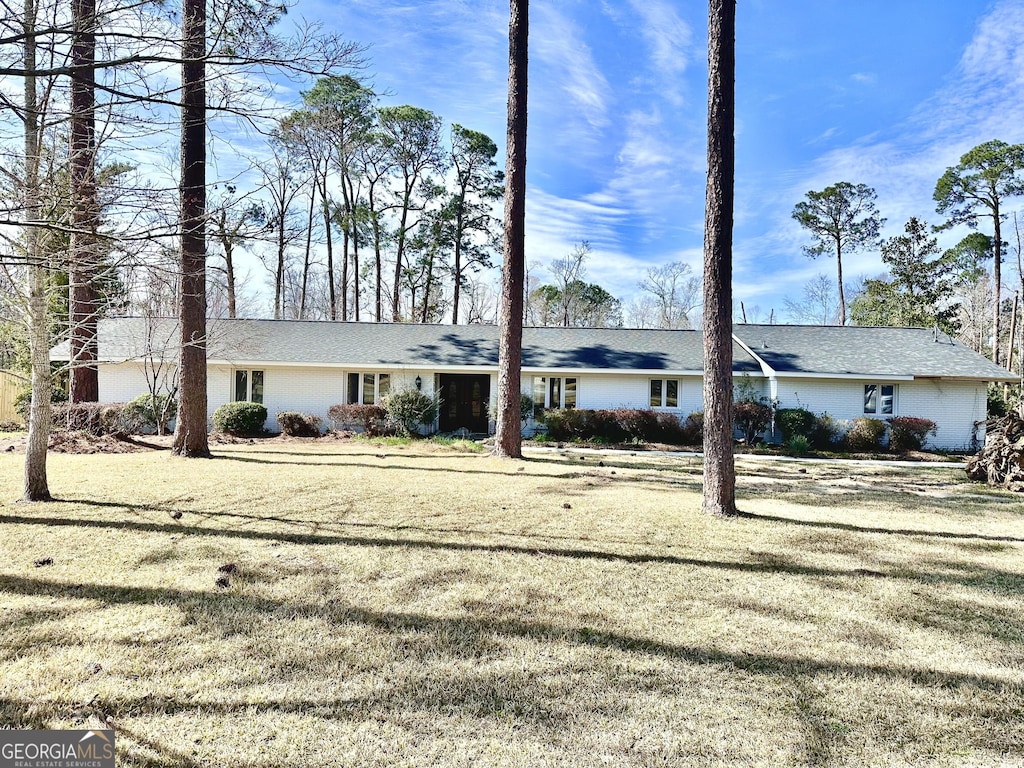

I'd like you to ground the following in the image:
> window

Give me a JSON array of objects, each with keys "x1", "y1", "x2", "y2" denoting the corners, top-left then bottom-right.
[
  {"x1": 234, "y1": 369, "x2": 264, "y2": 403},
  {"x1": 864, "y1": 384, "x2": 895, "y2": 415},
  {"x1": 532, "y1": 376, "x2": 578, "y2": 416},
  {"x1": 348, "y1": 372, "x2": 390, "y2": 405},
  {"x1": 650, "y1": 379, "x2": 679, "y2": 408}
]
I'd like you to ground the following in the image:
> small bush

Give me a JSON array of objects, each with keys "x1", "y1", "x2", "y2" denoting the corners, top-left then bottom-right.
[
  {"x1": 15, "y1": 386, "x2": 68, "y2": 419},
  {"x1": 276, "y1": 411, "x2": 322, "y2": 437},
  {"x1": 0, "y1": 418, "x2": 24, "y2": 431},
  {"x1": 327, "y1": 403, "x2": 387, "y2": 435},
  {"x1": 382, "y1": 390, "x2": 439, "y2": 436},
  {"x1": 787, "y1": 434, "x2": 811, "y2": 455},
  {"x1": 887, "y1": 416, "x2": 938, "y2": 452},
  {"x1": 775, "y1": 408, "x2": 817, "y2": 442},
  {"x1": 541, "y1": 408, "x2": 588, "y2": 441},
  {"x1": 213, "y1": 401, "x2": 267, "y2": 436},
  {"x1": 733, "y1": 399, "x2": 772, "y2": 444},
  {"x1": 845, "y1": 417, "x2": 887, "y2": 452},
  {"x1": 811, "y1": 412, "x2": 842, "y2": 449},
  {"x1": 123, "y1": 393, "x2": 178, "y2": 435}
]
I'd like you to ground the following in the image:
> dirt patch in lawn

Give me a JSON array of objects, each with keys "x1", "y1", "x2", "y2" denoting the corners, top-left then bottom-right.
[{"x1": 0, "y1": 432, "x2": 172, "y2": 454}]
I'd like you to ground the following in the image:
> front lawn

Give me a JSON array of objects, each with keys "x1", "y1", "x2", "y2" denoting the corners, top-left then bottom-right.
[{"x1": 0, "y1": 443, "x2": 1021, "y2": 766}]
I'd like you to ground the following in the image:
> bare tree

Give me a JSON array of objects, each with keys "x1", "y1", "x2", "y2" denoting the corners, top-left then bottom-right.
[
  {"x1": 783, "y1": 274, "x2": 841, "y2": 325},
  {"x1": 493, "y1": 0, "x2": 528, "y2": 459},
  {"x1": 21, "y1": 0, "x2": 53, "y2": 500},
  {"x1": 702, "y1": 0, "x2": 737, "y2": 517},
  {"x1": 639, "y1": 260, "x2": 701, "y2": 329}
]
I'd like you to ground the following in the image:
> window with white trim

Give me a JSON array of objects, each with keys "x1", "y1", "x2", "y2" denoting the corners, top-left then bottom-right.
[
  {"x1": 347, "y1": 372, "x2": 391, "y2": 405},
  {"x1": 234, "y1": 369, "x2": 264, "y2": 403},
  {"x1": 532, "y1": 376, "x2": 577, "y2": 418},
  {"x1": 863, "y1": 383, "x2": 895, "y2": 415},
  {"x1": 650, "y1": 378, "x2": 679, "y2": 408}
]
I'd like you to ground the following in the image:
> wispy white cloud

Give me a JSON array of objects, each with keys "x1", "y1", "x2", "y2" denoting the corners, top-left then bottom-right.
[{"x1": 531, "y1": 2, "x2": 612, "y2": 137}]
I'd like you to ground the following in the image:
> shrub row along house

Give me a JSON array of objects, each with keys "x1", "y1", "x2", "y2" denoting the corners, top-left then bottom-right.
[{"x1": 52, "y1": 318, "x2": 1015, "y2": 450}]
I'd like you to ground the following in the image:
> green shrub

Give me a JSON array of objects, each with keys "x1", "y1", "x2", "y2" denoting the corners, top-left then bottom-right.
[
  {"x1": 844, "y1": 417, "x2": 887, "y2": 451},
  {"x1": 787, "y1": 434, "x2": 811, "y2": 455},
  {"x1": 213, "y1": 401, "x2": 267, "y2": 436},
  {"x1": 988, "y1": 383, "x2": 1010, "y2": 418},
  {"x1": 14, "y1": 385, "x2": 68, "y2": 419},
  {"x1": 123, "y1": 393, "x2": 178, "y2": 435},
  {"x1": 327, "y1": 403, "x2": 387, "y2": 434},
  {"x1": 541, "y1": 408, "x2": 588, "y2": 441},
  {"x1": 381, "y1": 389, "x2": 438, "y2": 436},
  {"x1": 775, "y1": 408, "x2": 817, "y2": 441},
  {"x1": 887, "y1": 416, "x2": 938, "y2": 452},
  {"x1": 276, "y1": 411, "x2": 322, "y2": 437},
  {"x1": 733, "y1": 399, "x2": 772, "y2": 443}
]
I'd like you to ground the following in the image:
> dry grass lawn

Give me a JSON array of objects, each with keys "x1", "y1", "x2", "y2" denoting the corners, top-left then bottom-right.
[{"x1": 0, "y1": 440, "x2": 1022, "y2": 767}]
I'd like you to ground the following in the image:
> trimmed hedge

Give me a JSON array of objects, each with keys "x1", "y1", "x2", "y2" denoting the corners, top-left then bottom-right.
[
  {"x1": 213, "y1": 401, "x2": 267, "y2": 436},
  {"x1": 539, "y1": 408, "x2": 702, "y2": 445},
  {"x1": 276, "y1": 411, "x2": 322, "y2": 437}
]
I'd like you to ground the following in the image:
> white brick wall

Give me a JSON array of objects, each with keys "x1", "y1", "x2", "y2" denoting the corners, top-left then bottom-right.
[
  {"x1": 520, "y1": 373, "x2": 705, "y2": 415},
  {"x1": 774, "y1": 376, "x2": 986, "y2": 450},
  {"x1": 101, "y1": 363, "x2": 439, "y2": 432},
  {"x1": 98, "y1": 362, "x2": 987, "y2": 448}
]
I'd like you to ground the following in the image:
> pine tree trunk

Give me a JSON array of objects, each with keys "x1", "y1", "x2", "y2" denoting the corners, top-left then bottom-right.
[
  {"x1": 493, "y1": 0, "x2": 528, "y2": 459},
  {"x1": 69, "y1": 0, "x2": 99, "y2": 403},
  {"x1": 701, "y1": 0, "x2": 737, "y2": 517},
  {"x1": 172, "y1": 0, "x2": 211, "y2": 458},
  {"x1": 993, "y1": 205, "x2": 1003, "y2": 366}
]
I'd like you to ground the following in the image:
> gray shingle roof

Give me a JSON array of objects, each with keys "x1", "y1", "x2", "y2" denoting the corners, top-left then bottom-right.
[
  {"x1": 52, "y1": 318, "x2": 1013, "y2": 381},
  {"x1": 734, "y1": 324, "x2": 1016, "y2": 381},
  {"x1": 61, "y1": 318, "x2": 763, "y2": 373}
]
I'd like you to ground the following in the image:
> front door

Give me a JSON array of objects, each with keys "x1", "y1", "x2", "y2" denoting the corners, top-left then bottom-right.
[{"x1": 438, "y1": 374, "x2": 490, "y2": 434}]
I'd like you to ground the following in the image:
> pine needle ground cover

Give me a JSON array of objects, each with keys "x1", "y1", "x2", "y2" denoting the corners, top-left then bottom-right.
[{"x1": 0, "y1": 443, "x2": 1021, "y2": 767}]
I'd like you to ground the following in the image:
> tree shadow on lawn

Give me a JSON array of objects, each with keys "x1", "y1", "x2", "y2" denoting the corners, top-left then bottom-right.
[
  {"x1": 737, "y1": 510, "x2": 1024, "y2": 545},
  {"x1": 3, "y1": 510, "x2": 1024, "y2": 597},
  {"x1": 210, "y1": 453, "x2": 562, "y2": 479},
  {"x1": 0, "y1": 572, "x2": 1020, "y2": 702},
  {"x1": 3, "y1": 570, "x2": 1022, "y2": 765}
]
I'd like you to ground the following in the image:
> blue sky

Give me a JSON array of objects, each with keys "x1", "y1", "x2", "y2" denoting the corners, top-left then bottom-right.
[{"x1": 288, "y1": 0, "x2": 1024, "y2": 322}]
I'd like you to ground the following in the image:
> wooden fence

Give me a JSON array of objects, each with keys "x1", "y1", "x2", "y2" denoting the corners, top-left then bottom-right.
[{"x1": 0, "y1": 370, "x2": 23, "y2": 422}]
